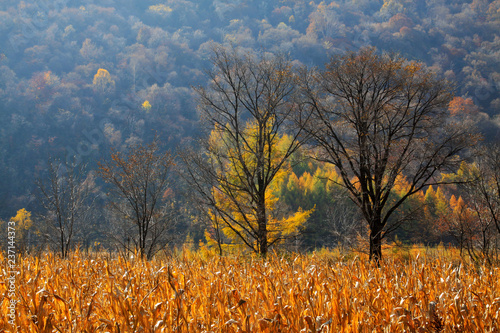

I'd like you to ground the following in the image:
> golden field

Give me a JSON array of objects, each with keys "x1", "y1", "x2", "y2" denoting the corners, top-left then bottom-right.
[{"x1": 1, "y1": 250, "x2": 500, "y2": 332}]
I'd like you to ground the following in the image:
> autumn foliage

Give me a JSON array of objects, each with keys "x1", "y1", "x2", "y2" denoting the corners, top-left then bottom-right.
[{"x1": 92, "y1": 68, "x2": 115, "y2": 95}]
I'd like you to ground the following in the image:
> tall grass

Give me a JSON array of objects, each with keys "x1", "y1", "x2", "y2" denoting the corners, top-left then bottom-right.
[{"x1": 1, "y1": 249, "x2": 499, "y2": 332}]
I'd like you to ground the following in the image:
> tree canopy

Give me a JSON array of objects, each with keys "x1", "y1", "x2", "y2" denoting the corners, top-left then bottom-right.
[{"x1": 298, "y1": 48, "x2": 478, "y2": 261}]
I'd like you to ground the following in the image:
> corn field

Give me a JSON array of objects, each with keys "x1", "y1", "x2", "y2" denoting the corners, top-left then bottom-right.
[{"x1": 1, "y1": 250, "x2": 499, "y2": 332}]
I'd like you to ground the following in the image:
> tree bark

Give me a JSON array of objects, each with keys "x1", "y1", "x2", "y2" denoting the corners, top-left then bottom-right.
[
  {"x1": 369, "y1": 219, "x2": 383, "y2": 265},
  {"x1": 257, "y1": 200, "x2": 268, "y2": 256}
]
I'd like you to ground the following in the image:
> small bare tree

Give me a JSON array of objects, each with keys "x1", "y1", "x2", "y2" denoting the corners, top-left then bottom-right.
[
  {"x1": 469, "y1": 145, "x2": 500, "y2": 239},
  {"x1": 447, "y1": 146, "x2": 500, "y2": 264},
  {"x1": 98, "y1": 139, "x2": 175, "y2": 260},
  {"x1": 324, "y1": 197, "x2": 363, "y2": 252},
  {"x1": 36, "y1": 160, "x2": 97, "y2": 258}
]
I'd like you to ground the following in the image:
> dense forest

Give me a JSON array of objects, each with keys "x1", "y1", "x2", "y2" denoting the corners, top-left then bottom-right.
[{"x1": 1, "y1": 0, "x2": 499, "y2": 257}]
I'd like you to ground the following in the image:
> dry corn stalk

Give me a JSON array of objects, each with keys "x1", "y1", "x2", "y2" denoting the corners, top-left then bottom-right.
[{"x1": 1, "y1": 251, "x2": 499, "y2": 332}]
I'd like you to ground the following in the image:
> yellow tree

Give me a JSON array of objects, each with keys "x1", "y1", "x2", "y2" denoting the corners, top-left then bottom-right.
[
  {"x1": 142, "y1": 100, "x2": 152, "y2": 113},
  {"x1": 10, "y1": 208, "x2": 33, "y2": 252},
  {"x1": 182, "y1": 45, "x2": 312, "y2": 256},
  {"x1": 424, "y1": 185, "x2": 449, "y2": 218},
  {"x1": 148, "y1": 4, "x2": 173, "y2": 18},
  {"x1": 204, "y1": 121, "x2": 313, "y2": 254},
  {"x1": 92, "y1": 68, "x2": 115, "y2": 95}
]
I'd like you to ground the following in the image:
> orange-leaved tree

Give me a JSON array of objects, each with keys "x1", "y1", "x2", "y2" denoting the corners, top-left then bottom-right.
[{"x1": 442, "y1": 152, "x2": 500, "y2": 264}]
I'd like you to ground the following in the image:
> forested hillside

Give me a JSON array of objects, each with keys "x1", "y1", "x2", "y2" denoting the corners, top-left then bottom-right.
[{"x1": 0, "y1": 0, "x2": 499, "y2": 254}]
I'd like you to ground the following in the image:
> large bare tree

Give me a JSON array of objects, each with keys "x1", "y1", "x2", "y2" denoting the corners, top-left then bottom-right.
[
  {"x1": 183, "y1": 45, "x2": 311, "y2": 256},
  {"x1": 298, "y1": 48, "x2": 477, "y2": 262},
  {"x1": 98, "y1": 140, "x2": 175, "y2": 260}
]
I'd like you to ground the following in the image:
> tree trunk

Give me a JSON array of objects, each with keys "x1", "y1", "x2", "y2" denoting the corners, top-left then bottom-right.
[
  {"x1": 257, "y1": 199, "x2": 268, "y2": 256},
  {"x1": 138, "y1": 235, "x2": 144, "y2": 260},
  {"x1": 215, "y1": 223, "x2": 223, "y2": 256},
  {"x1": 369, "y1": 219, "x2": 383, "y2": 265},
  {"x1": 139, "y1": 221, "x2": 146, "y2": 260}
]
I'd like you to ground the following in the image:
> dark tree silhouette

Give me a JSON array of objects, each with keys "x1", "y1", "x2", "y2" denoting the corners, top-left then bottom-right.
[{"x1": 298, "y1": 48, "x2": 477, "y2": 262}]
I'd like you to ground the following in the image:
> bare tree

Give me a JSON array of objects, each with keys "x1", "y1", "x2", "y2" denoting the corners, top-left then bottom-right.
[
  {"x1": 448, "y1": 145, "x2": 500, "y2": 264},
  {"x1": 36, "y1": 160, "x2": 97, "y2": 258},
  {"x1": 469, "y1": 145, "x2": 500, "y2": 238},
  {"x1": 98, "y1": 139, "x2": 175, "y2": 260},
  {"x1": 324, "y1": 196, "x2": 363, "y2": 252},
  {"x1": 182, "y1": 45, "x2": 311, "y2": 256},
  {"x1": 298, "y1": 48, "x2": 477, "y2": 262}
]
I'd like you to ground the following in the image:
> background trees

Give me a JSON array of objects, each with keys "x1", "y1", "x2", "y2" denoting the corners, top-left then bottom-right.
[
  {"x1": 298, "y1": 48, "x2": 477, "y2": 262},
  {"x1": 183, "y1": 46, "x2": 312, "y2": 256},
  {"x1": 97, "y1": 139, "x2": 176, "y2": 259},
  {"x1": 0, "y1": 0, "x2": 498, "y2": 255},
  {"x1": 442, "y1": 146, "x2": 500, "y2": 264}
]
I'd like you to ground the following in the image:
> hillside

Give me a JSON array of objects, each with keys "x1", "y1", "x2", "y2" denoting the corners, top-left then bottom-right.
[{"x1": 0, "y1": 0, "x2": 499, "y2": 252}]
